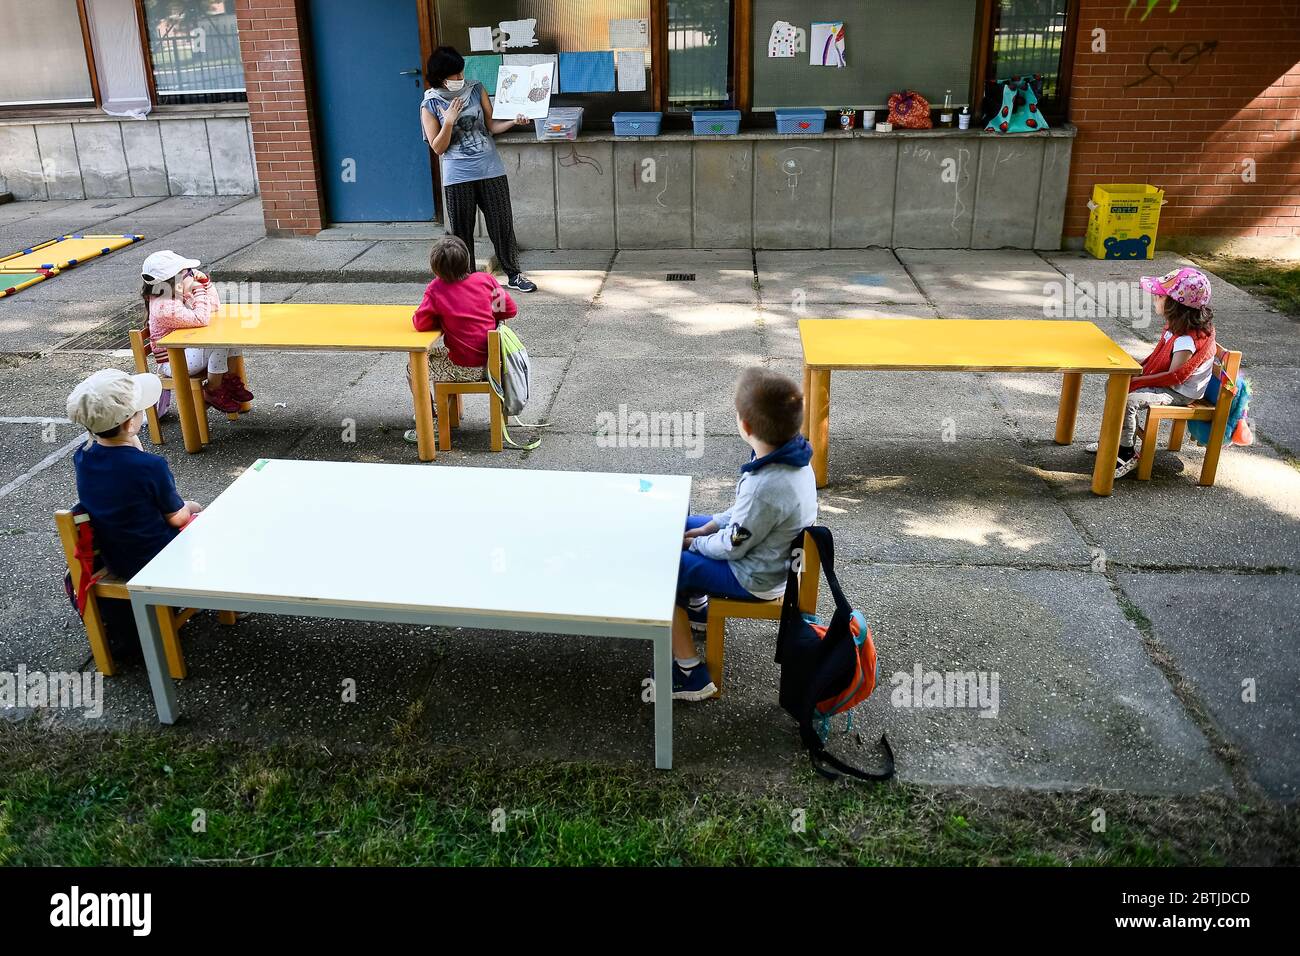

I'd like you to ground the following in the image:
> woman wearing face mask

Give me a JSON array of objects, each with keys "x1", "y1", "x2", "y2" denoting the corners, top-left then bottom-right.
[{"x1": 421, "y1": 45, "x2": 537, "y2": 293}]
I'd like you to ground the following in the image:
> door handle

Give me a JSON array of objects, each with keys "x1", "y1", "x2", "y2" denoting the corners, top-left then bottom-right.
[{"x1": 399, "y1": 69, "x2": 421, "y2": 76}]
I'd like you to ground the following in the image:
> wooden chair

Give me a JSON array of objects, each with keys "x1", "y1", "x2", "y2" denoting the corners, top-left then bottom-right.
[
  {"x1": 129, "y1": 327, "x2": 241, "y2": 447},
  {"x1": 1137, "y1": 345, "x2": 1242, "y2": 486},
  {"x1": 704, "y1": 528, "x2": 822, "y2": 695},
  {"x1": 433, "y1": 329, "x2": 504, "y2": 453},
  {"x1": 55, "y1": 509, "x2": 236, "y2": 679}
]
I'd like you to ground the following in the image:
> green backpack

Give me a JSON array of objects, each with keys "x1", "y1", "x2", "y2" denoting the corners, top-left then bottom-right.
[{"x1": 487, "y1": 324, "x2": 549, "y2": 449}]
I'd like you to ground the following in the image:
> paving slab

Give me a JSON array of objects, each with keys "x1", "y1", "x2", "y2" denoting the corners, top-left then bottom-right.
[
  {"x1": 579, "y1": 302, "x2": 763, "y2": 360},
  {"x1": 340, "y1": 240, "x2": 436, "y2": 276},
  {"x1": 286, "y1": 281, "x2": 428, "y2": 306},
  {"x1": 212, "y1": 237, "x2": 375, "y2": 279},
  {"x1": 1244, "y1": 365, "x2": 1300, "y2": 454},
  {"x1": 1036, "y1": 442, "x2": 1300, "y2": 570},
  {"x1": 897, "y1": 248, "x2": 1069, "y2": 314},
  {"x1": 1117, "y1": 571, "x2": 1300, "y2": 801},
  {"x1": 599, "y1": 266, "x2": 759, "y2": 308},
  {"x1": 833, "y1": 564, "x2": 1231, "y2": 793},
  {"x1": 0, "y1": 298, "x2": 137, "y2": 355},
  {"x1": 756, "y1": 248, "x2": 926, "y2": 306}
]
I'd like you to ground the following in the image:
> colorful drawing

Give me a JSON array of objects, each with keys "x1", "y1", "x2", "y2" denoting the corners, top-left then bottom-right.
[
  {"x1": 768, "y1": 20, "x2": 806, "y2": 58},
  {"x1": 810, "y1": 21, "x2": 846, "y2": 68},
  {"x1": 494, "y1": 62, "x2": 554, "y2": 119}
]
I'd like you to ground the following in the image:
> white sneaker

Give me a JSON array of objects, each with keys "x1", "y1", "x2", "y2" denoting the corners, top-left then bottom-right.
[
  {"x1": 1114, "y1": 455, "x2": 1140, "y2": 479},
  {"x1": 1087, "y1": 437, "x2": 1139, "y2": 455}
]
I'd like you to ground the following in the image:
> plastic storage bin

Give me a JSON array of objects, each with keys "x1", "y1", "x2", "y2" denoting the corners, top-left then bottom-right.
[
  {"x1": 691, "y1": 110, "x2": 741, "y2": 135},
  {"x1": 535, "y1": 107, "x2": 584, "y2": 142},
  {"x1": 1084, "y1": 183, "x2": 1164, "y2": 260},
  {"x1": 612, "y1": 111, "x2": 663, "y2": 136},
  {"x1": 775, "y1": 108, "x2": 827, "y2": 134}
]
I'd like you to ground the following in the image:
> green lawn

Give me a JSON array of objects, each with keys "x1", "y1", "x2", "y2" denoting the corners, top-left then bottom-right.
[
  {"x1": 1193, "y1": 257, "x2": 1300, "y2": 318},
  {"x1": 2, "y1": 719, "x2": 1295, "y2": 866}
]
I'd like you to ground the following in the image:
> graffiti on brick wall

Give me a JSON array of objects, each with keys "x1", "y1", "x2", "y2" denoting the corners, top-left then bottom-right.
[
  {"x1": 1127, "y1": 0, "x2": 1181, "y2": 20},
  {"x1": 1124, "y1": 40, "x2": 1217, "y2": 91}
]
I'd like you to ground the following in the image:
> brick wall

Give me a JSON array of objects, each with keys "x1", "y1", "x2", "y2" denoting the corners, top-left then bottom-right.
[
  {"x1": 1067, "y1": 0, "x2": 1300, "y2": 248},
  {"x1": 235, "y1": 0, "x2": 323, "y2": 236}
]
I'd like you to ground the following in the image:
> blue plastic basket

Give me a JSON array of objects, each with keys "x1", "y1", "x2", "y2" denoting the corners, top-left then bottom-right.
[
  {"x1": 775, "y1": 109, "x2": 827, "y2": 134},
  {"x1": 691, "y1": 110, "x2": 741, "y2": 135},
  {"x1": 612, "y1": 111, "x2": 663, "y2": 136}
]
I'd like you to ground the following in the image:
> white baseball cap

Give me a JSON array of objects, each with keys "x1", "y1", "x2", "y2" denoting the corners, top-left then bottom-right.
[
  {"x1": 67, "y1": 369, "x2": 163, "y2": 434},
  {"x1": 141, "y1": 250, "x2": 200, "y2": 284}
]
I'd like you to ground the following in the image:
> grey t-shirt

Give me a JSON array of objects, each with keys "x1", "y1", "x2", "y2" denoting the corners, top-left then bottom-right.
[{"x1": 422, "y1": 82, "x2": 506, "y2": 187}]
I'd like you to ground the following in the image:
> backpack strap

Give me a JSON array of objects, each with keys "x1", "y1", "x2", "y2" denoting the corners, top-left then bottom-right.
[
  {"x1": 810, "y1": 733, "x2": 895, "y2": 782},
  {"x1": 486, "y1": 323, "x2": 549, "y2": 448},
  {"x1": 71, "y1": 513, "x2": 106, "y2": 616}
]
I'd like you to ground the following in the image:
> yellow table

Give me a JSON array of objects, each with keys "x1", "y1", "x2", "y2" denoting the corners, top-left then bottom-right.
[
  {"x1": 799, "y1": 319, "x2": 1143, "y2": 496},
  {"x1": 158, "y1": 303, "x2": 442, "y2": 461}
]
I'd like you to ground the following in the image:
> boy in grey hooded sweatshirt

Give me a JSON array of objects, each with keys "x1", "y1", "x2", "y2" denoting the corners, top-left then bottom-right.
[{"x1": 669, "y1": 368, "x2": 817, "y2": 701}]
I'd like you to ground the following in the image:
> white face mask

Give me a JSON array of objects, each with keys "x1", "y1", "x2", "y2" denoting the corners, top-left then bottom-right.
[{"x1": 444, "y1": 79, "x2": 465, "y2": 92}]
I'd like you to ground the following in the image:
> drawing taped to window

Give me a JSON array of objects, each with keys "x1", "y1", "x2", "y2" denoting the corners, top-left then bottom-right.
[{"x1": 494, "y1": 63, "x2": 554, "y2": 119}]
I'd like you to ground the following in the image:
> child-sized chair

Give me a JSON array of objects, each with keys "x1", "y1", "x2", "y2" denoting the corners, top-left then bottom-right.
[
  {"x1": 55, "y1": 508, "x2": 236, "y2": 678},
  {"x1": 433, "y1": 329, "x2": 504, "y2": 453},
  {"x1": 129, "y1": 327, "x2": 243, "y2": 447},
  {"x1": 1137, "y1": 345, "x2": 1242, "y2": 486},
  {"x1": 704, "y1": 528, "x2": 822, "y2": 695}
]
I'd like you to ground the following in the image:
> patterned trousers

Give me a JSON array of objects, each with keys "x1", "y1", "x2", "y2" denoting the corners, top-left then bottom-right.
[{"x1": 444, "y1": 174, "x2": 521, "y2": 276}]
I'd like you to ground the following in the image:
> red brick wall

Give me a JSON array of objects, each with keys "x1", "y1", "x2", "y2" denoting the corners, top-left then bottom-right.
[
  {"x1": 1066, "y1": 0, "x2": 1300, "y2": 245},
  {"x1": 236, "y1": 0, "x2": 323, "y2": 236}
]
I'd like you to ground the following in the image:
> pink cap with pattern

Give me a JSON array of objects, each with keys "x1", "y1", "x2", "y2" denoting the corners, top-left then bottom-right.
[{"x1": 1140, "y1": 267, "x2": 1212, "y2": 309}]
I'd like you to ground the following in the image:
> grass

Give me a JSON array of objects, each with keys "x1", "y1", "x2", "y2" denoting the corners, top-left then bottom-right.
[
  {"x1": 2, "y1": 718, "x2": 1296, "y2": 866},
  {"x1": 1193, "y1": 257, "x2": 1300, "y2": 318}
]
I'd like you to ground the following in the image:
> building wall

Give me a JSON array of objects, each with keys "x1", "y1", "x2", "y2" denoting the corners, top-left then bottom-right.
[
  {"x1": 1066, "y1": 0, "x2": 1300, "y2": 252},
  {"x1": 234, "y1": 0, "x2": 324, "y2": 235}
]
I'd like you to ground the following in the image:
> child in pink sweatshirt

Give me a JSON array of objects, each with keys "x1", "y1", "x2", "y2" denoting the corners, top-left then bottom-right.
[
  {"x1": 142, "y1": 250, "x2": 252, "y2": 415},
  {"x1": 404, "y1": 235, "x2": 517, "y2": 442}
]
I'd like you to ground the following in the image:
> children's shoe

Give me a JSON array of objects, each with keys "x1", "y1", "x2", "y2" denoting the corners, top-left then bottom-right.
[
  {"x1": 223, "y1": 375, "x2": 253, "y2": 403},
  {"x1": 403, "y1": 429, "x2": 419, "y2": 444},
  {"x1": 203, "y1": 386, "x2": 241, "y2": 413},
  {"x1": 671, "y1": 661, "x2": 717, "y2": 701},
  {"x1": 685, "y1": 596, "x2": 708, "y2": 634},
  {"x1": 506, "y1": 273, "x2": 537, "y2": 293},
  {"x1": 1087, "y1": 437, "x2": 1140, "y2": 455},
  {"x1": 1114, "y1": 452, "x2": 1140, "y2": 480}
]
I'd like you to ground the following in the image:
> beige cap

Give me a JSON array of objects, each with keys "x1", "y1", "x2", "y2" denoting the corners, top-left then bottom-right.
[{"x1": 67, "y1": 369, "x2": 163, "y2": 434}]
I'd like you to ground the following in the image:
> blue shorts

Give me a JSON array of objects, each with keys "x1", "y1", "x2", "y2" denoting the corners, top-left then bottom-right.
[{"x1": 677, "y1": 514, "x2": 755, "y2": 607}]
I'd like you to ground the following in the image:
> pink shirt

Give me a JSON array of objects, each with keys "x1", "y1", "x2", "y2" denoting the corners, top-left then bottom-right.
[
  {"x1": 412, "y1": 272, "x2": 517, "y2": 367},
  {"x1": 148, "y1": 283, "x2": 221, "y2": 362}
]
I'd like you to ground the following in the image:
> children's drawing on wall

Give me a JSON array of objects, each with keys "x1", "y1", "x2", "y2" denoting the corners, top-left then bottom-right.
[
  {"x1": 768, "y1": 21, "x2": 806, "y2": 58},
  {"x1": 499, "y1": 18, "x2": 540, "y2": 48},
  {"x1": 810, "y1": 21, "x2": 846, "y2": 67},
  {"x1": 777, "y1": 147, "x2": 819, "y2": 200},
  {"x1": 495, "y1": 62, "x2": 554, "y2": 119}
]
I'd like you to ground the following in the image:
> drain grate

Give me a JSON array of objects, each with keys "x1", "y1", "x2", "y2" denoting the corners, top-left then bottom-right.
[
  {"x1": 54, "y1": 305, "x2": 139, "y2": 352},
  {"x1": 666, "y1": 273, "x2": 696, "y2": 281}
]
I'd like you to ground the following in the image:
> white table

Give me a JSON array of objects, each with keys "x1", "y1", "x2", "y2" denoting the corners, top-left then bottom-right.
[{"x1": 127, "y1": 459, "x2": 691, "y2": 769}]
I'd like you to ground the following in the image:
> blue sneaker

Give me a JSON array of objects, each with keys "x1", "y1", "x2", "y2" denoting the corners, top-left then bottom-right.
[
  {"x1": 685, "y1": 596, "x2": 708, "y2": 634},
  {"x1": 506, "y1": 273, "x2": 537, "y2": 293},
  {"x1": 671, "y1": 662, "x2": 717, "y2": 701}
]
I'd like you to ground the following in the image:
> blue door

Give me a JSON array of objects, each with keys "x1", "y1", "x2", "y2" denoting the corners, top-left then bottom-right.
[{"x1": 309, "y1": 0, "x2": 435, "y2": 222}]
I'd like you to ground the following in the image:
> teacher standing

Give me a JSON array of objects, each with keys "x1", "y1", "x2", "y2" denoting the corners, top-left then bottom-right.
[{"x1": 421, "y1": 46, "x2": 537, "y2": 293}]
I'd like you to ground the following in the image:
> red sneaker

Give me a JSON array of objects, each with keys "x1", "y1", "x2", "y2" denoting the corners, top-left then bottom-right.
[
  {"x1": 223, "y1": 375, "x2": 253, "y2": 403},
  {"x1": 204, "y1": 385, "x2": 241, "y2": 413}
]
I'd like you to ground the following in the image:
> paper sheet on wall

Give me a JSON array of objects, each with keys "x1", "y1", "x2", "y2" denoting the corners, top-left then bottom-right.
[
  {"x1": 609, "y1": 17, "x2": 649, "y2": 48},
  {"x1": 503, "y1": 53, "x2": 560, "y2": 93},
  {"x1": 498, "y1": 18, "x2": 539, "y2": 48},
  {"x1": 616, "y1": 50, "x2": 647, "y2": 92},
  {"x1": 468, "y1": 26, "x2": 495, "y2": 52},
  {"x1": 463, "y1": 54, "x2": 503, "y2": 95},
  {"x1": 768, "y1": 21, "x2": 805, "y2": 57},
  {"x1": 494, "y1": 62, "x2": 554, "y2": 119},
  {"x1": 809, "y1": 21, "x2": 846, "y2": 67}
]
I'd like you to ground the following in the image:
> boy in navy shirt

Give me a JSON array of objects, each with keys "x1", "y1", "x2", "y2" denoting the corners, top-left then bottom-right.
[{"x1": 67, "y1": 369, "x2": 202, "y2": 579}]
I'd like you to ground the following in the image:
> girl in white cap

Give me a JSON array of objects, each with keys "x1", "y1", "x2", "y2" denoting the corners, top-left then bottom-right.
[{"x1": 141, "y1": 250, "x2": 252, "y2": 415}]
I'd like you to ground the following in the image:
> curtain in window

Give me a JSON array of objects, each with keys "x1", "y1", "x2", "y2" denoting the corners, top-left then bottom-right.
[
  {"x1": 0, "y1": 0, "x2": 95, "y2": 106},
  {"x1": 87, "y1": 0, "x2": 152, "y2": 116}
]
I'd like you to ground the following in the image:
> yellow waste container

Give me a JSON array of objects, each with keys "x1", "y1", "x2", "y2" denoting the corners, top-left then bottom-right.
[{"x1": 1084, "y1": 184, "x2": 1164, "y2": 260}]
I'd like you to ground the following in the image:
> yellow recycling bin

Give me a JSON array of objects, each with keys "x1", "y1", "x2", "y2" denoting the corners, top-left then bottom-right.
[{"x1": 1085, "y1": 184, "x2": 1164, "y2": 260}]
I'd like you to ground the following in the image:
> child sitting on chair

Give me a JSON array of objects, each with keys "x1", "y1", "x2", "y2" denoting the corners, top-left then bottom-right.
[
  {"x1": 67, "y1": 369, "x2": 203, "y2": 580},
  {"x1": 1090, "y1": 267, "x2": 1216, "y2": 480},
  {"x1": 404, "y1": 235, "x2": 517, "y2": 443},
  {"x1": 142, "y1": 250, "x2": 252, "y2": 416},
  {"x1": 669, "y1": 367, "x2": 818, "y2": 701}
]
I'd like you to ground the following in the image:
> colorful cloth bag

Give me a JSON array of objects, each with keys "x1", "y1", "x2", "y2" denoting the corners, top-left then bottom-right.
[
  {"x1": 887, "y1": 90, "x2": 931, "y2": 129},
  {"x1": 984, "y1": 76, "x2": 1049, "y2": 133}
]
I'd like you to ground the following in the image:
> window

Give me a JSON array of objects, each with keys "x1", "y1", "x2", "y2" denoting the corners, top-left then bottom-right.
[
  {"x1": 140, "y1": 0, "x2": 246, "y2": 103},
  {"x1": 667, "y1": 0, "x2": 731, "y2": 110},
  {"x1": 988, "y1": 0, "x2": 1072, "y2": 109},
  {"x1": 0, "y1": 0, "x2": 95, "y2": 107}
]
